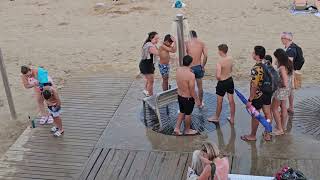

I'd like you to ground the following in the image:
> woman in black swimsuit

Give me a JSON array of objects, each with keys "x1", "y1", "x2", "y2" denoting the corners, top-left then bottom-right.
[{"x1": 139, "y1": 32, "x2": 159, "y2": 96}]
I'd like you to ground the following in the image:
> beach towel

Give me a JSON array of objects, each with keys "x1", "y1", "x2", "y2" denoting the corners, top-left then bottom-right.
[{"x1": 37, "y1": 67, "x2": 49, "y2": 84}]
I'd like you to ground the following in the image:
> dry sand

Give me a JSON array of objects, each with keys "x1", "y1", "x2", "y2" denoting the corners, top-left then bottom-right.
[{"x1": 0, "y1": 0, "x2": 319, "y2": 157}]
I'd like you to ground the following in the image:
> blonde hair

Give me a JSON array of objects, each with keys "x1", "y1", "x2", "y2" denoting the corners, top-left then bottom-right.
[
  {"x1": 191, "y1": 150, "x2": 204, "y2": 176},
  {"x1": 201, "y1": 142, "x2": 220, "y2": 161}
]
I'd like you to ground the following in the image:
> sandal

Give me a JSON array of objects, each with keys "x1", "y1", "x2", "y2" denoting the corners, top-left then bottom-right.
[
  {"x1": 39, "y1": 116, "x2": 48, "y2": 125},
  {"x1": 208, "y1": 116, "x2": 219, "y2": 123},
  {"x1": 50, "y1": 126, "x2": 59, "y2": 133},
  {"x1": 173, "y1": 130, "x2": 182, "y2": 136},
  {"x1": 47, "y1": 116, "x2": 54, "y2": 124},
  {"x1": 53, "y1": 130, "x2": 64, "y2": 137},
  {"x1": 240, "y1": 135, "x2": 256, "y2": 142},
  {"x1": 184, "y1": 129, "x2": 199, "y2": 136},
  {"x1": 272, "y1": 129, "x2": 284, "y2": 136}
]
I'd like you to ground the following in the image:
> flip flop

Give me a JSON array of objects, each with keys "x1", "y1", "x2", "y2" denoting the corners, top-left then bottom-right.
[
  {"x1": 208, "y1": 116, "x2": 219, "y2": 123},
  {"x1": 227, "y1": 117, "x2": 234, "y2": 125},
  {"x1": 173, "y1": 130, "x2": 182, "y2": 136},
  {"x1": 272, "y1": 129, "x2": 284, "y2": 136},
  {"x1": 240, "y1": 135, "x2": 256, "y2": 142},
  {"x1": 184, "y1": 129, "x2": 199, "y2": 136}
]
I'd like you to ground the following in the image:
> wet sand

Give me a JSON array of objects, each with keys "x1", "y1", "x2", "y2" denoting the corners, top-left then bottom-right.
[{"x1": 0, "y1": 0, "x2": 320, "y2": 157}]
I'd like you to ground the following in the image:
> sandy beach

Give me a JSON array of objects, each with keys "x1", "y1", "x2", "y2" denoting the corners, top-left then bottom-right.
[{"x1": 0, "y1": 0, "x2": 319, "y2": 157}]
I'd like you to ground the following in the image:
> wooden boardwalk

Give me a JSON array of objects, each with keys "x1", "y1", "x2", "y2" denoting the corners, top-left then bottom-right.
[{"x1": 0, "y1": 75, "x2": 133, "y2": 180}]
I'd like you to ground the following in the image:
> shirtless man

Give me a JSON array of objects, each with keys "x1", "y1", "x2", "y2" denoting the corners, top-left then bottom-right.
[
  {"x1": 158, "y1": 34, "x2": 177, "y2": 91},
  {"x1": 186, "y1": 30, "x2": 208, "y2": 108},
  {"x1": 42, "y1": 86, "x2": 64, "y2": 137},
  {"x1": 208, "y1": 44, "x2": 235, "y2": 124},
  {"x1": 174, "y1": 55, "x2": 200, "y2": 135}
]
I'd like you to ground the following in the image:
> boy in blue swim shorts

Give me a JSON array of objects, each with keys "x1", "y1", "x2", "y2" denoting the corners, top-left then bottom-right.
[{"x1": 159, "y1": 34, "x2": 176, "y2": 91}]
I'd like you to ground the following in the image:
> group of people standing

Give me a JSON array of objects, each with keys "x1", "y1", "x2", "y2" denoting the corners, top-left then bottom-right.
[{"x1": 139, "y1": 31, "x2": 304, "y2": 141}]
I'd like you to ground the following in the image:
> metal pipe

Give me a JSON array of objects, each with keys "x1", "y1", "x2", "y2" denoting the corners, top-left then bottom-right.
[
  {"x1": 0, "y1": 49, "x2": 17, "y2": 120},
  {"x1": 176, "y1": 14, "x2": 185, "y2": 66}
]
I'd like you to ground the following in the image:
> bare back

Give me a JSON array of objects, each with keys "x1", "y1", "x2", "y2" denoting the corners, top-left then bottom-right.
[
  {"x1": 159, "y1": 45, "x2": 170, "y2": 64},
  {"x1": 217, "y1": 56, "x2": 233, "y2": 81},
  {"x1": 186, "y1": 39, "x2": 206, "y2": 66},
  {"x1": 176, "y1": 67, "x2": 195, "y2": 97}
]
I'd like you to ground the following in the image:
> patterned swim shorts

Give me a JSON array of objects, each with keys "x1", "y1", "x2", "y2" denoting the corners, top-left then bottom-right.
[{"x1": 158, "y1": 63, "x2": 170, "y2": 77}]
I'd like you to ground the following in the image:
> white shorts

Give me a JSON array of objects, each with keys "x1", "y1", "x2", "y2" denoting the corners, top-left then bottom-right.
[{"x1": 48, "y1": 106, "x2": 61, "y2": 118}]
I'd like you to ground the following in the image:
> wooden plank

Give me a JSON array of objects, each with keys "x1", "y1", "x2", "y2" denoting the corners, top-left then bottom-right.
[
  {"x1": 129, "y1": 151, "x2": 150, "y2": 180},
  {"x1": 96, "y1": 149, "x2": 126, "y2": 180},
  {"x1": 181, "y1": 153, "x2": 192, "y2": 180},
  {"x1": 149, "y1": 152, "x2": 165, "y2": 179},
  {"x1": 78, "y1": 148, "x2": 103, "y2": 180},
  {"x1": 158, "y1": 152, "x2": 181, "y2": 180},
  {"x1": 87, "y1": 148, "x2": 113, "y2": 180},
  {"x1": 118, "y1": 151, "x2": 137, "y2": 180},
  {"x1": 173, "y1": 153, "x2": 189, "y2": 180},
  {"x1": 141, "y1": 151, "x2": 158, "y2": 180},
  {"x1": 107, "y1": 150, "x2": 130, "y2": 180}
]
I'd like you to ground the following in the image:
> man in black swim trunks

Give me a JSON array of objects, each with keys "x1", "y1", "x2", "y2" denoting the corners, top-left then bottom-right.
[
  {"x1": 241, "y1": 46, "x2": 272, "y2": 142},
  {"x1": 174, "y1": 55, "x2": 200, "y2": 135},
  {"x1": 208, "y1": 44, "x2": 235, "y2": 124}
]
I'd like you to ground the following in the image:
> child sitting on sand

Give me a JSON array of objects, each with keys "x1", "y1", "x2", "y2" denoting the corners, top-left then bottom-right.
[{"x1": 42, "y1": 86, "x2": 64, "y2": 137}]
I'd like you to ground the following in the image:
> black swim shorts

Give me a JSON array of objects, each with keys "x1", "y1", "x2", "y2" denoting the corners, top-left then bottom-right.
[
  {"x1": 252, "y1": 93, "x2": 272, "y2": 110},
  {"x1": 216, "y1": 77, "x2": 234, "y2": 97},
  {"x1": 178, "y1": 95, "x2": 195, "y2": 115},
  {"x1": 139, "y1": 59, "x2": 155, "y2": 75}
]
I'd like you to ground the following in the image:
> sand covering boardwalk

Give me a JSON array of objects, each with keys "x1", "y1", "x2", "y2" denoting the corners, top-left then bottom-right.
[{"x1": 0, "y1": 75, "x2": 133, "y2": 180}]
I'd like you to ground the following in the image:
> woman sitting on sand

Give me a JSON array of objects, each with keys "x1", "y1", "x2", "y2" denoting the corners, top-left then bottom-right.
[
  {"x1": 187, "y1": 142, "x2": 229, "y2": 180},
  {"x1": 139, "y1": 31, "x2": 159, "y2": 97},
  {"x1": 272, "y1": 49, "x2": 294, "y2": 136}
]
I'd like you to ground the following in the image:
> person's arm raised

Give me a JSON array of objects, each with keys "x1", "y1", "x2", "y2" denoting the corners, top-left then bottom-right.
[{"x1": 149, "y1": 46, "x2": 159, "y2": 56}]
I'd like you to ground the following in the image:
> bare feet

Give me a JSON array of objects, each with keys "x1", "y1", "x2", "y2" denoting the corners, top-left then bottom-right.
[
  {"x1": 184, "y1": 129, "x2": 198, "y2": 135},
  {"x1": 272, "y1": 128, "x2": 284, "y2": 136},
  {"x1": 198, "y1": 101, "x2": 205, "y2": 109},
  {"x1": 208, "y1": 116, "x2": 219, "y2": 123},
  {"x1": 240, "y1": 135, "x2": 256, "y2": 141}
]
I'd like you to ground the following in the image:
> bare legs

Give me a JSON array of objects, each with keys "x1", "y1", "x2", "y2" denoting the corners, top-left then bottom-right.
[
  {"x1": 271, "y1": 98, "x2": 286, "y2": 135},
  {"x1": 144, "y1": 74, "x2": 154, "y2": 96},
  {"x1": 35, "y1": 91, "x2": 47, "y2": 117},
  {"x1": 288, "y1": 92, "x2": 294, "y2": 114},
  {"x1": 208, "y1": 93, "x2": 235, "y2": 124},
  {"x1": 196, "y1": 79, "x2": 203, "y2": 107},
  {"x1": 54, "y1": 116, "x2": 63, "y2": 132},
  {"x1": 174, "y1": 113, "x2": 197, "y2": 135},
  {"x1": 162, "y1": 76, "x2": 169, "y2": 91}
]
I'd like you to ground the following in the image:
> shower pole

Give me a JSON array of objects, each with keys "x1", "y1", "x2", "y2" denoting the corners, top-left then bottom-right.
[{"x1": 176, "y1": 14, "x2": 185, "y2": 67}]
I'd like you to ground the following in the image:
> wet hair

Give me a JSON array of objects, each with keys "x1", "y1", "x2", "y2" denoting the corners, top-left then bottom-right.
[
  {"x1": 143, "y1": 31, "x2": 158, "y2": 46},
  {"x1": 265, "y1": 55, "x2": 273, "y2": 64},
  {"x1": 164, "y1": 34, "x2": 173, "y2": 43},
  {"x1": 254, "y1": 46, "x2": 266, "y2": 59},
  {"x1": 273, "y1": 48, "x2": 293, "y2": 75},
  {"x1": 21, "y1": 65, "x2": 31, "y2": 74},
  {"x1": 218, "y1": 44, "x2": 228, "y2": 54},
  {"x1": 183, "y1": 55, "x2": 193, "y2": 66},
  {"x1": 201, "y1": 142, "x2": 220, "y2": 161},
  {"x1": 42, "y1": 89, "x2": 52, "y2": 100},
  {"x1": 190, "y1": 30, "x2": 197, "y2": 38}
]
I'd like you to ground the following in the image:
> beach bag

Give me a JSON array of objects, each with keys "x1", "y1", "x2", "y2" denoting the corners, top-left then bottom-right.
[
  {"x1": 291, "y1": 43, "x2": 305, "y2": 70},
  {"x1": 275, "y1": 166, "x2": 307, "y2": 180},
  {"x1": 259, "y1": 64, "x2": 280, "y2": 94}
]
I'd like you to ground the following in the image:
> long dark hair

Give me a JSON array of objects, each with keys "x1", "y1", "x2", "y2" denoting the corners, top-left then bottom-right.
[
  {"x1": 143, "y1": 31, "x2": 158, "y2": 46},
  {"x1": 274, "y1": 48, "x2": 293, "y2": 75}
]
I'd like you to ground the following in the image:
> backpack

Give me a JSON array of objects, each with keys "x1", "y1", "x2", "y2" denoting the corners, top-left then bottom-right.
[
  {"x1": 259, "y1": 63, "x2": 280, "y2": 94},
  {"x1": 291, "y1": 43, "x2": 305, "y2": 70}
]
